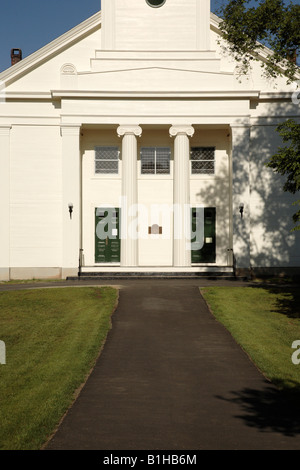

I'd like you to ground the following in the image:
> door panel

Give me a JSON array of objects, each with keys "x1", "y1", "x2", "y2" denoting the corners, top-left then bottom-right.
[
  {"x1": 191, "y1": 207, "x2": 216, "y2": 263},
  {"x1": 95, "y1": 208, "x2": 120, "y2": 263}
]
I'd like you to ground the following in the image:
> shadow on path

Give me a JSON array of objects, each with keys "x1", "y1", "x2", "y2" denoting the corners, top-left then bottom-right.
[{"x1": 216, "y1": 381, "x2": 300, "y2": 438}]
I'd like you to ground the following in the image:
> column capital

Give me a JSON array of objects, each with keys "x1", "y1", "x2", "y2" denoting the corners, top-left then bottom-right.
[
  {"x1": 169, "y1": 125, "x2": 195, "y2": 138},
  {"x1": 117, "y1": 125, "x2": 142, "y2": 138}
]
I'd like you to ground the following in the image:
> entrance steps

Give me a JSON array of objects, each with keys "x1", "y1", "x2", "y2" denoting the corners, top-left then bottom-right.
[{"x1": 68, "y1": 266, "x2": 237, "y2": 280}]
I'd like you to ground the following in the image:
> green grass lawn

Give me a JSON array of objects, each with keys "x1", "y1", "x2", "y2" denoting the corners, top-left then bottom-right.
[
  {"x1": 0, "y1": 286, "x2": 118, "y2": 450},
  {"x1": 201, "y1": 286, "x2": 300, "y2": 393}
]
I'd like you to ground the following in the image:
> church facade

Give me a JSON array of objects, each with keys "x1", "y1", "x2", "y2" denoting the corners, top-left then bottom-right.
[{"x1": 0, "y1": 0, "x2": 299, "y2": 280}]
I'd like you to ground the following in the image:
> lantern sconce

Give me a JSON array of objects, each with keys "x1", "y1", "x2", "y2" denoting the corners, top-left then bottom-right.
[
  {"x1": 239, "y1": 203, "x2": 244, "y2": 219},
  {"x1": 68, "y1": 203, "x2": 73, "y2": 219}
]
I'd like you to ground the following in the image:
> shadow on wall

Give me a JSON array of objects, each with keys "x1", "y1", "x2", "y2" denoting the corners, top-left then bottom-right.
[
  {"x1": 196, "y1": 100, "x2": 299, "y2": 273},
  {"x1": 249, "y1": 101, "x2": 299, "y2": 271}
]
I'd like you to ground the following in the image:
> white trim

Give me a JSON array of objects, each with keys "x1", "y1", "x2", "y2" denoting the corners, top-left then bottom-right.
[
  {"x1": 81, "y1": 266, "x2": 233, "y2": 273},
  {"x1": 250, "y1": 115, "x2": 300, "y2": 126},
  {"x1": 54, "y1": 91, "x2": 260, "y2": 98},
  {"x1": 94, "y1": 50, "x2": 218, "y2": 60},
  {"x1": 51, "y1": 90, "x2": 260, "y2": 100},
  {"x1": 101, "y1": 0, "x2": 116, "y2": 50},
  {"x1": 61, "y1": 116, "x2": 252, "y2": 126},
  {"x1": 0, "y1": 126, "x2": 11, "y2": 280},
  {"x1": 4, "y1": 92, "x2": 52, "y2": 99},
  {"x1": 197, "y1": 0, "x2": 210, "y2": 50},
  {"x1": 259, "y1": 92, "x2": 295, "y2": 100}
]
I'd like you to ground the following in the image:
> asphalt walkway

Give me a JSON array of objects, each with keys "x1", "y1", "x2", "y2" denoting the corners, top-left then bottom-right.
[{"x1": 29, "y1": 279, "x2": 299, "y2": 450}]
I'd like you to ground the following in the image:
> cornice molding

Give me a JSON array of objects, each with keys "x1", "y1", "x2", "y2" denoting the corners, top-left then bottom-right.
[
  {"x1": 5, "y1": 92, "x2": 52, "y2": 100},
  {"x1": 51, "y1": 90, "x2": 261, "y2": 100}
]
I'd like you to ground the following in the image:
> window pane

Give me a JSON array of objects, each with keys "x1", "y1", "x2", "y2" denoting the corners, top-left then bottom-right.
[
  {"x1": 156, "y1": 147, "x2": 170, "y2": 174},
  {"x1": 141, "y1": 147, "x2": 171, "y2": 175},
  {"x1": 95, "y1": 146, "x2": 119, "y2": 174},
  {"x1": 141, "y1": 147, "x2": 155, "y2": 174},
  {"x1": 191, "y1": 147, "x2": 214, "y2": 160},
  {"x1": 191, "y1": 147, "x2": 215, "y2": 174},
  {"x1": 192, "y1": 161, "x2": 214, "y2": 174},
  {"x1": 96, "y1": 146, "x2": 119, "y2": 160},
  {"x1": 95, "y1": 161, "x2": 119, "y2": 174}
]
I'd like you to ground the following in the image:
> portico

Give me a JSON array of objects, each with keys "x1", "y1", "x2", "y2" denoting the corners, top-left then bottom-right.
[{"x1": 59, "y1": 115, "x2": 243, "y2": 276}]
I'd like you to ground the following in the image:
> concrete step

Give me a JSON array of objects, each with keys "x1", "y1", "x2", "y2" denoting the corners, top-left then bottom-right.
[{"x1": 67, "y1": 270, "x2": 238, "y2": 281}]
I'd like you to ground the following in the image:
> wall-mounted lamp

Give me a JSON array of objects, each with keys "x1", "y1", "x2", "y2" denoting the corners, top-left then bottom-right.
[
  {"x1": 239, "y1": 203, "x2": 244, "y2": 219},
  {"x1": 68, "y1": 203, "x2": 73, "y2": 219}
]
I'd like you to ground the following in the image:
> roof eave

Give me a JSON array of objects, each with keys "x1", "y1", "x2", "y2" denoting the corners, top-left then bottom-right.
[{"x1": 0, "y1": 11, "x2": 101, "y2": 85}]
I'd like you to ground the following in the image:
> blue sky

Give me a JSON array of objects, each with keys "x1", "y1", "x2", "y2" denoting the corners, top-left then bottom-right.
[{"x1": 0, "y1": 0, "x2": 298, "y2": 73}]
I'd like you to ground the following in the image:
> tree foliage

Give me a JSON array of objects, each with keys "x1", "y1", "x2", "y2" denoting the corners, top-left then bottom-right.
[
  {"x1": 218, "y1": 0, "x2": 300, "y2": 82},
  {"x1": 218, "y1": 0, "x2": 300, "y2": 230}
]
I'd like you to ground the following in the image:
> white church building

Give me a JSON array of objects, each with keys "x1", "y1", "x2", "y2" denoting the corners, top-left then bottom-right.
[{"x1": 0, "y1": 0, "x2": 299, "y2": 280}]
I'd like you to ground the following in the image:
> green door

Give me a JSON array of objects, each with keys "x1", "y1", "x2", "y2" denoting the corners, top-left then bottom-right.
[
  {"x1": 191, "y1": 207, "x2": 216, "y2": 263},
  {"x1": 95, "y1": 208, "x2": 120, "y2": 263}
]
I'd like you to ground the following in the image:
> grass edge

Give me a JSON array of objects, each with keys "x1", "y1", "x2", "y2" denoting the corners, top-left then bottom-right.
[
  {"x1": 199, "y1": 287, "x2": 275, "y2": 386},
  {"x1": 40, "y1": 287, "x2": 120, "y2": 450}
]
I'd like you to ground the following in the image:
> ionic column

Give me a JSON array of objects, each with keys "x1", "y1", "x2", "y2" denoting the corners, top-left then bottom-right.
[
  {"x1": 0, "y1": 126, "x2": 11, "y2": 281},
  {"x1": 117, "y1": 125, "x2": 142, "y2": 267},
  {"x1": 61, "y1": 125, "x2": 81, "y2": 278},
  {"x1": 231, "y1": 124, "x2": 251, "y2": 277},
  {"x1": 170, "y1": 125, "x2": 195, "y2": 267}
]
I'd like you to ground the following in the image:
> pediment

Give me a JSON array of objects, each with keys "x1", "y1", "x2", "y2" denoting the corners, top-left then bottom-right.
[{"x1": 78, "y1": 66, "x2": 235, "y2": 92}]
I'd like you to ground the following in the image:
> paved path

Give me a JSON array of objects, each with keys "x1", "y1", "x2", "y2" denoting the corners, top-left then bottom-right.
[{"x1": 31, "y1": 279, "x2": 300, "y2": 450}]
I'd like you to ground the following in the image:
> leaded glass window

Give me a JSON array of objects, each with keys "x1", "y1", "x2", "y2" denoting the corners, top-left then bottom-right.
[
  {"x1": 190, "y1": 147, "x2": 215, "y2": 175},
  {"x1": 95, "y1": 146, "x2": 119, "y2": 174}
]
